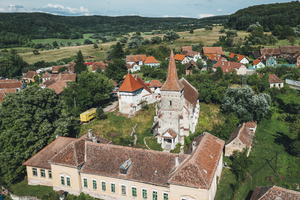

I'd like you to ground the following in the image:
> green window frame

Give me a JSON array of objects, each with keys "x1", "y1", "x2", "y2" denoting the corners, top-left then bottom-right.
[
  {"x1": 41, "y1": 169, "x2": 45, "y2": 178},
  {"x1": 142, "y1": 189, "x2": 147, "y2": 199},
  {"x1": 152, "y1": 191, "x2": 157, "y2": 200},
  {"x1": 83, "y1": 178, "x2": 88, "y2": 188},
  {"x1": 66, "y1": 177, "x2": 71, "y2": 187},
  {"x1": 122, "y1": 185, "x2": 126, "y2": 195},
  {"x1": 60, "y1": 176, "x2": 65, "y2": 185},
  {"x1": 93, "y1": 180, "x2": 97, "y2": 190},
  {"x1": 48, "y1": 171, "x2": 52, "y2": 179},
  {"x1": 132, "y1": 187, "x2": 137, "y2": 197},
  {"x1": 32, "y1": 168, "x2": 37, "y2": 176},
  {"x1": 102, "y1": 181, "x2": 106, "y2": 191},
  {"x1": 163, "y1": 193, "x2": 168, "y2": 200},
  {"x1": 111, "y1": 183, "x2": 115, "y2": 193}
]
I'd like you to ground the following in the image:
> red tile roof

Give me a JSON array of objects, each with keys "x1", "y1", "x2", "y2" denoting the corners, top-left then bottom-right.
[
  {"x1": 169, "y1": 133, "x2": 225, "y2": 189},
  {"x1": 174, "y1": 54, "x2": 187, "y2": 61},
  {"x1": 92, "y1": 62, "x2": 106, "y2": 71},
  {"x1": 180, "y1": 77, "x2": 199, "y2": 106},
  {"x1": 47, "y1": 81, "x2": 68, "y2": 94},
  {"x1": 23, "y1": 137, "x2": 76, "y2": 169},
  {"x1": 0, "y1": 79, "x2": 23, "y2": 89},
  {"x1": 181, "y1": 51, "x2": 200, "y2": 57},
  {"x1": 228, "y1": 53, "x2": 247, "y2": 62},
  {"x1": 161, "y1": 51, "x2": 184, "y2": 91},
  {"x1": 250, "y1": 185, "x2": 300, "y2": 200},
  {"x1": 280, "y1": 46, "x2": 300, "y2": 54},
  {"x1": 118, "y1": 73, "x2": 144, "y2": 92},
  {"x1": 0, "y1": 88, "x2": 17, "y2": 94},
  {"x1": 23, "y1": 71, "x2": 37, "y2": 79},
  {"x1": 149, "y1": 80, "x2": 162, "y2": 88},
  {"x1": 126, "y1": 55, "x2": 147, "y2": 63},
  {"x1": 162, "y1": 128, "x2": 177, "y2": 139},
  {"x1": 226, "y1": 122, "x2": 257, "y2": 148},
  {"x1": 182, "y1": 46, "x2": 193, "y2": 52},
  {"x1": 213, "y1": 60, "x2": 244, "y2": 73},
  {"x1": 52, "y1": 62, "x2": 75, "y2": 74},
  {"x1": 42, "y1": 71, "x2": 51, "y2": 78},
  {"x1": 208, "y1": 55, "x2": 227, "y2": 62},
  {"x1": 134, "y1": 75, "x2": 151, "y2": 93},
  {"x1": 185, "y1": 60, "x2": 199, "y2": 70},
  {"x1": 144, "y1": 56, "x2": 159, "y2": 64},
  {"x1": 85, "y1": 62, "x2": 94, "y2": 66},
  {"x1": 203, "y1": 47, "x2": 224, "y2": 55},
  {"x1": 269, "y1": 74, "x2": 283, "y2": 84},
  {"x1": 253, "y1": 59, "x2": 261, "y2": 65},
  {"x1": 260, "y1": 48, "x2": 280, "y2": 56}
]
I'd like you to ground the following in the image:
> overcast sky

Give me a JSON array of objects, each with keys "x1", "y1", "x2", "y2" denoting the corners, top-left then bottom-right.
[{"x1": 0, "y1": 1, "x2": 292, "y2": 18}]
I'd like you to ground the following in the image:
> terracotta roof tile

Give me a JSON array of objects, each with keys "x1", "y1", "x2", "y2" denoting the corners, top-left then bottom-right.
[
  {"x1": 182, "y1": 46, "x2": 193, "y2": 52},
  {"x1": 0, "y1": 79, "x2": 23, "y2": 89},
  {"x1": 260, "y1": 48, "x2": 281, "y2": 56},
  {"x1": 250, "y1": 185, "x2": 300, "y2": 200},
  {"x1": 226, "y1": 122, "x2": 257, "y2": 148},
  {"x1": 23, "y1": 71, "x2": 37, "y2": 79},
  {"x1": 52, "y1": 62, "x2": 75, "y2": 74},
  {"x1": 253, "y1": 59, "x2": 261, "y2": 65},
  {"x1": 149, "y1": 80, "x2": 162, "y2": 88},
  {"x1": 42, "y1": 79, "x2": 57, "y2": 87},
  {"x1": 203, "y1": 47, "x2": 224, "y2": 55},
  {"x1": 228, "y1": 53, "x2": 247, "y2": 62},
  {"x1": 92, "y1": 62, "x2": 106, "y2": 71},
  {"x1": 269, "y1": 74, "x2": 283, "y2": 84},
  {"x1": 208, "y1": 55, "x2": 227, "y2": 62},
  {"x1": 144, "y1": 56, "x2": 159, "y2": 64},
  {"x1": 23, "y1": 137, "x2": 76, "y2": 169},
  {"x1": 134, "y1": 75, "x2": 151, "y2": 93},
  {"x1": 0, "y1": 88, "x2": 17, "y2": 94},
  {"x1": 162, "y1": 128, "x2": 177, "y2": 139},
  {"x1": 280, "y1": 46, "x2": 300, "y2": 54},
  {"x1": 47, "y1": 81, "x2": 67, "y2": 94},
  {"x1": 126, "y1": 55, "x2": 147, "y2": 63},
  {"x1": 185, "y1": 60, "x2": 199, "y2": 70},
  {"x1": 213, "y1": 60, "x2": 244, "y2": 73},
  {"x1": 180, "y1": 77, "x2": 199, "y2": 106},
  {"x1": 181, "y1": 51, "x2": 200, "y2": 57},
  {"x1": 118, "y1": 73, "x2": 144, "y2": 92},
  {"x1": 161, "y1": 51, "x2": 184, "y2": 91},
  {"x1": 42, "y1": 72, "x2": 51, "y2": 78},
  {"x1": 174, "y1": 54, "x2": 187, "y2": 61}
]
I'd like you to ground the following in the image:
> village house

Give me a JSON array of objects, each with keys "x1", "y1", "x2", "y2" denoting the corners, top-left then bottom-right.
[
  {"x1": 203, "y1": 47, "x2": 224, "y2": 57},
  {"x1": 23, "y1": 71, "x2": 39, "y2": 83},
  {"x1": 148, "y1": 80, "x2": 163, "y2": 93},
  {"x1": 52, "y1": 62, "x2": 76, "y2": 74},
  {"x1": 24, "y1": 129, "x2": 225, "y2": 200},
  {"x1": 126, "y1": 55, "x2": 147, "y2": 66},
  {"x1": 152, "y1": 51, "x2": 200, "y2": 150},
  {"x1": 269, "y1": 74, "x2": 284, "y2": 88},
  {"x1": 92, "y1": 62, "x2": 106, "y2": 72},
  {"x1": 85, "y1": 62, "x2": 94, "y2": 67},
  {"x1": 181, "y1": 46, "x2": 193, "y2": 52},
  {"x1": 260, "y1": 54, "x2": 277, "y2": 67},
  {"x1": 144, "y1": 56, "x2": 160, "y2": 67},
  {"x1": 259, "y1": 48, "x2": 281, "y2": 58},
  {"x1": 42, "y1": 72, "x2": 51, "y2": 82},
  {"x1": 212, "y1": 60, "x2": 247, "y2": 75},
  {"x1": 258, "y1": 46, "x2": 300, "y2": 58},
  {"x1": 252, "y1": 59, "x2": 265, "y2": 69},
  {"x1": 185, "y1": 60, "x2": 199, "y2": 75},
  {"x1": 250, "y1": 185, "x2": 300, "y2": 200},
  {"x1": 174, "y1": 54, "x2": 190, "y2": 64},
  {"x1": 0, "y1": 79, "x2": 25, "y2": 94},
  {"x1": 225, "y1": 122, "x2": 257, "y2": 157},
  {"x1": 181, "y1": 51, "x2": 201, "y2": 62},
  {"x1": 228, "y1": 53, "x2": 249, "y2": 64},
  {"x1": 208, "y1": 55, "x2": 227, "y2": 64},
  {"x1": 40, "y1": 73, "x2": 76, "y2": 94}
]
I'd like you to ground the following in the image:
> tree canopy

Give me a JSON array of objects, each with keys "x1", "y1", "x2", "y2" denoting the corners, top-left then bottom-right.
[
  {"x1": 104, "y1": 59, "x2": 128, "y2": 83},
  {"x1": 0, "y1": 49, "x2": 28, "y2": 78},
  {"x1": 0, "y1": 86, "x2": 75, "y2": 184},
  {"x1": 74, "y1": 50, "x2": 86, "y2": 74}
]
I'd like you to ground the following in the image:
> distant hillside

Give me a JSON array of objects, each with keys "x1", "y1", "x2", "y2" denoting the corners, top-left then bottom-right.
[
  {"x1": 227, "y1": 1, "x2": 300, "y2": 31},
  {"x1": 0, "y1": 12, "x2": 228, "y2": 40}
]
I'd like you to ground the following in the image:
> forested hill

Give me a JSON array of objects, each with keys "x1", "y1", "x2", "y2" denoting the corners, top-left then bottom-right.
[
  {"x1": 227, "y1": 1, "x2": 300, "y2": 31},
  {"x1": 0, "y1": 12, "x2": 228, "y2": 39}
]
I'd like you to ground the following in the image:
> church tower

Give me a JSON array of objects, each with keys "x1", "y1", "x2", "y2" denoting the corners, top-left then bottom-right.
[{"x1": 155, "y1": 50, "x2": 185, "y2": 150}]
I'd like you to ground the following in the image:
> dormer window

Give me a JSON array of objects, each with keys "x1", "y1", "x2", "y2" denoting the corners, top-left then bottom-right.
[{"x1": 120, "y1": 159, "x2": 131, "y2": 175}]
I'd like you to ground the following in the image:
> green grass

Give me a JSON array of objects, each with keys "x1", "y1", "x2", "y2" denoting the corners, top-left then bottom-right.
[
  {"x1": 144, "y1": 137, "x2": 163, "y2": 151},
  {"x1": 31, "y1": 34, "x2": 98, "y2": 46}
]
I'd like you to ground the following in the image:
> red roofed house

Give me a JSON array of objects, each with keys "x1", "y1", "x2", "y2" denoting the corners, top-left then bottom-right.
[
  {"x1": 144, "y1": 56, "x2": 160, "y2": 67},
  {"x1": 118, "y1": 73, "x2": 157, "y2": 116},
  {"x1": 91, "y1": 62, "x2": 106, "y2": 72},
  {"x1": 23, "y1": 71, "x2": 39, "y2": 83},
  {"x1": 149, "y1": 80, "x2": 163, "y2": 93},
  {"x1": 52, "y1": 62, "x2": 75, "y2": 74},
  {"x1": 253, "y1": 59, "x2": 265, "y2": 69},
  {"x1": 153, "y1": 51, "x2": 200, "y2": 150},
  {"x1": 203, "y1": 47, "x2": 224, "y2": 56},
  {"x1": 174, "y1": 54, "x2": 190, "y2": 64},
  {"x1": 269, "y1": 74, "x2": 284, "y2": 88},
  {"x1": 23, "y1": 128, "x2": 225, "y2": 200},
  {"x1": 228, "y1": 53, "x2": 249, "y2": 64},
  {"x1": 250, "y1": 185, "x2": 300, "y2": 200},
  {"x1": 181, "y1": 51, "x2": 202, "y2": 62},
  {"x1": 126, "y1": 55, "x2": 147, "y2": 66},
  {"x1": 41, "y1": 73, "x2": 77, "y2": 94},
  {"x1": 208, "y1": 54, "x2": 227, "y2": 64},
  {"x1": 225, "y1": 122, "x2": 257, "y2": 157},
  {"x1": 212, "y1": 60, "x2": 247, "y2": 75}
]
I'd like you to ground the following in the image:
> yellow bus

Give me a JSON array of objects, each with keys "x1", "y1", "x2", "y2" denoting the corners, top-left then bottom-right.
[{"x1": 80, "y1": 108, "x2": 97, "y2": 123}]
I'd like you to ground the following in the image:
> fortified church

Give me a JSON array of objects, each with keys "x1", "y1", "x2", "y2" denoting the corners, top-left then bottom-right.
[{"x1": 153, "y1": 50, "x2": 200, "y2": 150}]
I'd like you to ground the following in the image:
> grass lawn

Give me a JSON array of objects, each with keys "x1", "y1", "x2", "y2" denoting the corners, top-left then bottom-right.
[{"x1": 215, "y1": 116, "x2": 300, "y2": 200}]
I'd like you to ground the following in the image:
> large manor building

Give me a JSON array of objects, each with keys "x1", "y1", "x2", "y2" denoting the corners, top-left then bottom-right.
[
  {"x1": 24, "y1": 130, "x2": 224, "y2": 200},
  {"x1": 153, "y1": 51, "x2": 200, "y2": 150}
]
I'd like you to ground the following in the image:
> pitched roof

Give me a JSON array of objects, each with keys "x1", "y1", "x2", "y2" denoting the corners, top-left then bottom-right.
[
  {"x1": 149, "y1": 80, "x2": 162, "y2": 88},
  {"x1": 169, "y1": 133, "x2": 225, "y2": 189},
  {"x1": 226, "y1": 122, "x2": 257, "y2": 148},
  {"x1": 126, "y1": 55, "x2": 147, "y2": 63},
  {"x1": 181, "y1": 51, "x2": 200, "y2": 57},
  {"x1": 228, "y1": 53, "x2": 247, "y2": 62},
  {"x1": 180, "y1": 77, "x2": 199, "y2": 106},
  {"x1": 269, "y1": 74, "x2": 283, "y2": 84},
  {"x1": 185, "y1": 60, "x2": 199, "y2": 70},
  {"x1": 161, "y1": 51, "x2": 184, "y2": 91},
  {"x1": 208, "y1": 55, "x2": 227, "y2": 62},
  {"x1": 0, "y1": 88, "x2": 17, "y2": 94},
  {"x1": 23, "y1": 71, "x2": 37, "y2": 79},
  {"x1": 213, "y1": 60, "x2": 244, "y2": 73},
  {"x1": 182, "y1": 46, "x2": 193, "y2": 52},
  {"x1": 250, "y1": 185, "x2": 300, "y2": 200},
  {"x1": 52, "y1": 62, "x2": 75, "y2": 74},
  {"x1": 260, "y1": 48, "x2": 281, "y2": 56},
  {"x1": 118, "y1": 73, "x2": 144, "y2": 92},
  {"x1": 134, "y1": 74, "x2": 151, "y2": 94},
  {"x1": 280, "y1": 46, "x2": 300, "y2": 54},
  {"x1": 42, "y1": 79, "x2": 57, "y2": 87},
  {"x1": 42, "y1": 71, "x2": 51, "y2": 78},
  {"x1": 0, "y1": 79, "x2": 23, "y2": 89},
  {"x1": 203, "y1": 47, "x2": 224, "y2": 55},
  {"x1": 126, "y1": 63, "x2": 134, "y2": 69},
  {"x1": 81, "y1": 142, "x2": 188, "y2": 187},
  {"x1": 174, "y1": 54, "x2": 187, "y2": 61},
  {"x1": 110, "y1": 79, "x2": 118, "y2": 87},
  {"x1": 47, "y1": 81, "x2": 68, "y2": 94},
  {"x1": 92, "y1": 62, "x2": 106, "y2": 71},
  {"x1": 162, "y1": 128, "x2": 177, "y2": 139},
  {"x1": 23, "y1": 137, "x2": 76, "y2": 169},
  {"x1": 253, "y1": 59, "x2": 262, "y2": 65},
  {"x1": 144, "y1": 56, "x2": 159, "y2": 64},
  {"x1": 49, "y1": 134, "x2": 111, "y2": 167}
]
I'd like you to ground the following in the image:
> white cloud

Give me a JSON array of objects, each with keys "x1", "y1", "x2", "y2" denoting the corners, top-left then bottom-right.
[
  {"x1": 217, "y1": 9, "x2": 222, "y2": 11},
  {"x1": 33, "y1": 4, "x2": 89, "y2": 15},
  {"x1": 197, "y1": 13, "x2": 215, "y2": 18},
  {"x1": 179, "y1": 15, "x2": 190, "y2": 18}
]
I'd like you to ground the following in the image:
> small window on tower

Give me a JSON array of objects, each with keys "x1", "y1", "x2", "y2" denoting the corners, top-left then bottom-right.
[{"x1": 170, "y1": 101, "x2": 172, "y2": 106}]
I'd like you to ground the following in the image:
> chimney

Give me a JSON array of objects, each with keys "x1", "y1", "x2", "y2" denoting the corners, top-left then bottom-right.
[
  {"x1": 56, "y1": 134, "x2": 59, "y2": 139},
  {"x1": 93, "y1": 137, "x2": 97, "y2": 143},
  {"x1": 192, "y1": 141, "x2": 197, "y2": 152},
  {"x1": 88, "y1": 129, "x2": 92, "y2": 138},
  {"x1": 175, "y1": 154, "x2": 179, "y2": 168},
  {"x1": 180, "y1": 146, "x2": 184, "y2": 154}
]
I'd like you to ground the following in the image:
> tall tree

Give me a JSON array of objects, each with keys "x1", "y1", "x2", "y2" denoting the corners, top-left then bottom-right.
[
  {"x1": 110, "y1": 42, "x2": 125, "y2": 59},
  {"x1": 0, "y1": 86, "x2": 75, "y2": 184},
  {"x1": 74, "y1": 50, "x2": 86, "y2": 74},
  {"x1": 105, "y1": 59, "x2": 127, "y2": 82}
]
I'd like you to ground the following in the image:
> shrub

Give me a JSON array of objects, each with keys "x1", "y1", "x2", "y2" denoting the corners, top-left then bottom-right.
[{"x1": 96, "y1": 108, "x2": 107, "y2": 120}]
